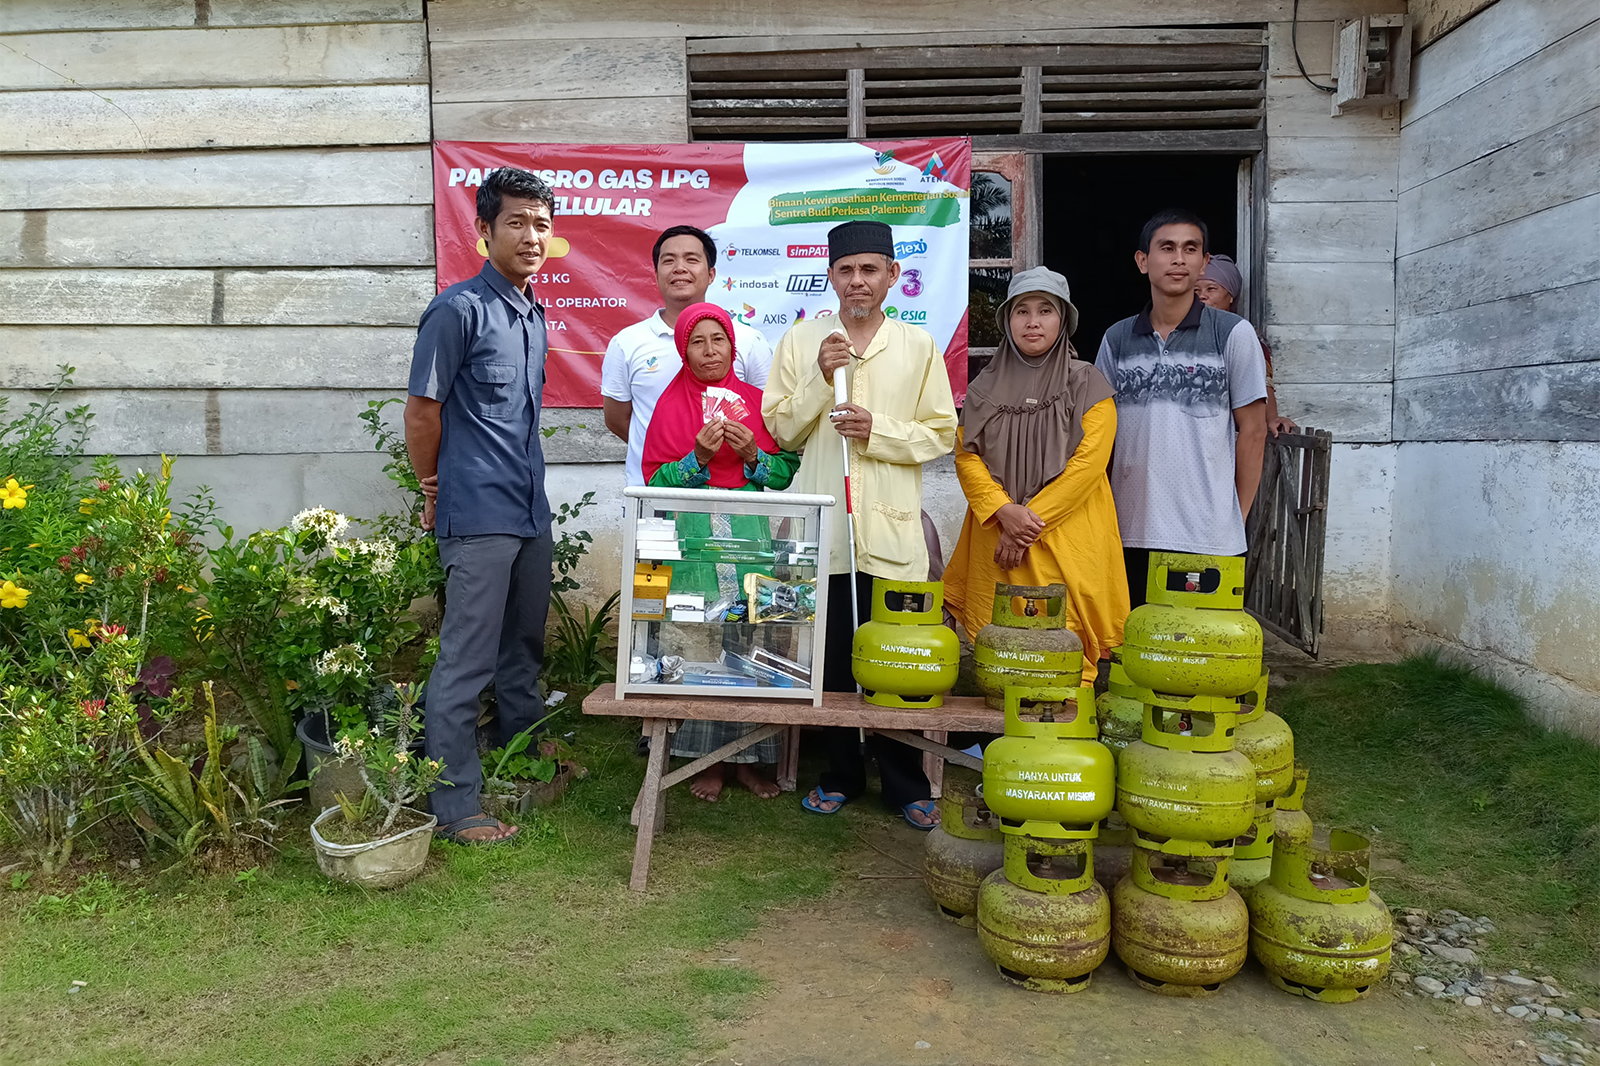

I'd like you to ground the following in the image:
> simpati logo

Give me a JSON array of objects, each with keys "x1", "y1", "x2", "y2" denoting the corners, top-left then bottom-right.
[
  {"x1": 787, "y1": 244, "x2": 828, "y2": 258},
  {"x1": 900, "y1": 269, "x2": 923, "y2": 298}
]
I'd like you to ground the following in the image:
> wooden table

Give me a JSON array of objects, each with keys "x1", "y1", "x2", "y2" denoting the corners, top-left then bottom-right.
[{"x1": 582, "y1": 684, "x2": 1003, "y2": 890}]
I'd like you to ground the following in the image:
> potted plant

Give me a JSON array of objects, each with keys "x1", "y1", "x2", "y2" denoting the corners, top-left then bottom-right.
[
  {"x1": 310, "y1": 682, "x2": 443, "y2": 889},
  {"x1": 481, "y1": 716, "x2": 585, "y2": 819}
]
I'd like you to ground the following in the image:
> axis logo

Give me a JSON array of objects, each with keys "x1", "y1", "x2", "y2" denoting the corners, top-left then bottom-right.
[
  {"x1": 900, "y1": 269, "x2": 923, "y2": 298},
  {"x1": 740, "y1": 303, "x2": 757, "y2": 321},
  {"x1": 885, "y1": 306, "x2": 927, "y2": 324}
]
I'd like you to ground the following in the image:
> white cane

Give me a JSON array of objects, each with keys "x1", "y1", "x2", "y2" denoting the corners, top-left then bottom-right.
[{"x1": 829, "y1": 333, "x2": 866, "y2": 742}]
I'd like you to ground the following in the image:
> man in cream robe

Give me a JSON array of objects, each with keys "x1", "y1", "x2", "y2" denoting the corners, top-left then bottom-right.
[{"x1": 763, "y1": 220, "x2": 957, "y2": 827}]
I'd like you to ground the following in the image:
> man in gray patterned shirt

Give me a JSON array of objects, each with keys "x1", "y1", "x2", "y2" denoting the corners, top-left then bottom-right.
[{"x1": 1095, "y1": 209, "x2": 1268, "y2": 607}]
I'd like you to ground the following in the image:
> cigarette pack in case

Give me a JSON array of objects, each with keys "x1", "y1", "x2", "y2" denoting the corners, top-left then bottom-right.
[{"x1": 632, "y1": 562, "x2": 671, "y2": 620}]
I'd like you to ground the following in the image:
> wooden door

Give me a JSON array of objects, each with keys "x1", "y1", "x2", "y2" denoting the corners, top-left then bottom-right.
[
  {"x1": 1244, "y1": 428, "x2": 1332, "y2": 658},
  {"x1": 967, "y1": 151, "x2": 1038, "y2": 384}
]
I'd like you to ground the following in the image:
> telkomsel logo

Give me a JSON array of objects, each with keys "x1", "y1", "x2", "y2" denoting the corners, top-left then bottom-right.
[
  {"x1": 787, "y1": 245, "x2": 829, "y2": 258},
  {"x1": 786, "y1": 274, "x2": 829, "y2": 295},
  {"x1": 726, "y1": 245, "x2": 780, "y2": 258}
]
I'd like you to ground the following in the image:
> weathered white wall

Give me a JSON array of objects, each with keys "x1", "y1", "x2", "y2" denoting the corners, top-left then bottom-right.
[
  {"x1": 0, "y1": 1, "x2": 434, "y2": 524},
  {"x1": 1393, "y1": 0, "x2": 1600, "y2": 734},
  {"x1": 1393, "y1": 443, "x2": 1600, "y2": 740}
]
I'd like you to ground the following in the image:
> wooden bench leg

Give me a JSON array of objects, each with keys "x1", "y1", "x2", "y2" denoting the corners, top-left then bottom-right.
[
  {"x1": 630, "y1": 717, "x2": 670, "y2": 892},
  {"x1": 923, "y1": 730, "x2": 948, "y2": 798},
  {"x1": 777, "y1": 725, "x2": 801, "y2": 792}
]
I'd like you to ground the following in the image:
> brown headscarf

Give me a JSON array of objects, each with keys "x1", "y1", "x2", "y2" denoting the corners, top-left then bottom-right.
[{"x1": 962, "y1": 268, "x2": 1115, "y2": 505}]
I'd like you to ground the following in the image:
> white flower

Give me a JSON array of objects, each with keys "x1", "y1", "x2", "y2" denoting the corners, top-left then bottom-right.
[
  {"x1": 351, "y1": 537, "x2": 398, "y2": 576},
  {"x1": 313, "y1": 643, "x2": 368, "y2": 677},
  {"x1": 304, "y1": 595, "x2": 349, "y2": 617},
  {"x1": 290, "y1": 507, "x2": 350, "y2": 539}
]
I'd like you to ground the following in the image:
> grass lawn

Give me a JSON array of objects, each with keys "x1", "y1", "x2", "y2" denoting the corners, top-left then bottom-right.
[
  {"x1": 1, "y1": 656, "x2": 1595, "y2": 1064},
  {"x1": 1277, "y1": 654, "x2": 1600, "y2": 989}
]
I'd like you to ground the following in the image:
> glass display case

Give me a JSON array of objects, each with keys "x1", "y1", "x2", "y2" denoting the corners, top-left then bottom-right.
[{"x1": 616, "y1": 486, "x2": 836, "y2": 706}]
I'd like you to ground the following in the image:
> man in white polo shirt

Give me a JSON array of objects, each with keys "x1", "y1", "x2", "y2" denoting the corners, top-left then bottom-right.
[{"x1": 601, "y1": 225, "x2": 774, "y2": 485}]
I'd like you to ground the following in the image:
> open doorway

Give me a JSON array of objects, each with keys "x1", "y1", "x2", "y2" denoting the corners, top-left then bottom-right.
[{"x1": 1041, "y1": 155, "x2": 1243, "y2": 361}]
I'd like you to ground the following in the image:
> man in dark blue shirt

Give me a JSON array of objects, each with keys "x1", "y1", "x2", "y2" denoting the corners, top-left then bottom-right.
[{"x1": 405, "y1": 167, "x2": 557, "y2": 844}]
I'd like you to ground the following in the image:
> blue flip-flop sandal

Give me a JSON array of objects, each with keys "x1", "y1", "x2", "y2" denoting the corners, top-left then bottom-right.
[
  {"x1": 801, "y1": 788, "x2": 849, "y2": 815},
  {"x1": 901, "y1": 799, "x2": 940, "y2": 831}
]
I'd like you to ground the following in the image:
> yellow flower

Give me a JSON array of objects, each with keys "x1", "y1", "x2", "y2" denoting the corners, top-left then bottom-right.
[
  {"x1": 0, "y1": 580, "x2": 29, "y2": 608},
  {"x1": 394, "y1": 751, "x2": 410, "y2": 764},
  {"x1": 68, "y1": 628, "x2": 91, "y2": 649},
  {"x1": 284, "y1": 679, "x2": 299, "y2": 691},
  {"x1": 74, "y1": 573, "x2": 94, "y2": 586},
  {"x1": 79, "y1": 497, "x2": 96, "y2": 515},
  {"x1": 0, "y1": 479, "x2": 27, "y2": 510}
]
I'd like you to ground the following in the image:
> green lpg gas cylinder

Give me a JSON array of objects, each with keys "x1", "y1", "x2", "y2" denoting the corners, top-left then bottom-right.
[
  {"x1": 1122, "y1": 554, "x2": 1262, "y2": 697},
  {"x1": 976, "y1": 835, "x2": 1111, "y2": 994},
  {"x1": 1116, "y1": 694, "x2": 1256, "y2": 845},
  {"x1": 1227, "y1": 801, "x2": 1276, "y2": 897},
  {"x1": 1248, "y1": 829, "x2": 1392, "y2": 1002},
  {"x1": 983, "y1": 687, "x2": 1115, "y2": 839},
  {"x1": 1095, "y1": 658, "x2": 1144, "y2": 756},
  {"x1": 1234, "y1": 672, "x2": 1294, "y2": 801},
  {"x1": 852, "y1": 579, "x2": 960, "y2": 708},
  {"x1": 1111, "y1": 839, "x2": 1249, "y2": 997},
  {"x1": 974, "y1": 583, "x2": 1084, "y2": 709},
  {"x1": 1093, "y1": 811, "x2": 1134, "y2": 892},
  {"x1": 923, "y1": 782, "x2": 1004, "y2": 925},
  {"x1": 1274, "y1": 764, "x2": 1312, "y2": 850}
]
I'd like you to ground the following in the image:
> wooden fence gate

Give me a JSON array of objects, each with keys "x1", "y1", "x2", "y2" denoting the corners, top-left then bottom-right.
[{"x1": 1244, "y1": 428, "x2": 1332, "y2": 657}]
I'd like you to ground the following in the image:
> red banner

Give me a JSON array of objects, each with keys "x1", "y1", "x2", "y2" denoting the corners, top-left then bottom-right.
[{"x1": 431, "y1": 139, "x2": 971, "y2": 407}]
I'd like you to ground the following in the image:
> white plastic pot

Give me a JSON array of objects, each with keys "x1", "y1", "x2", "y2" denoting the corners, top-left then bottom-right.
[{"x1": 310, "y1": 806, "x2": 436, "y2": 889}]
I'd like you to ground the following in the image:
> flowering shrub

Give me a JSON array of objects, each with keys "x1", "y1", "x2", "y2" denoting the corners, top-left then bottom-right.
[
  {"x1": 0, "y1": 389, "x2": 199, "y2": 870},
  {"x1": 190, "y1": 508, "x2": 437, "y2": 755},
  {"x1": 331, "y1": 682, "x2": 444, "y2": 836}
]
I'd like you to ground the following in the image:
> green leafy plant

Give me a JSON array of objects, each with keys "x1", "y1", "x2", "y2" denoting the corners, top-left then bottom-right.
[
  {"x1": 484, "y1": 713, "x2": 580, "y2": 786},
  {"x1": 544, "y1": 592, "x2": 619, "y2": 691},
  {"x1": 331, "y1": 682, "x2": 445, "y2": 836},
  {"x1": 129, "y1": 682, "x2": 300, "y2": 859}
]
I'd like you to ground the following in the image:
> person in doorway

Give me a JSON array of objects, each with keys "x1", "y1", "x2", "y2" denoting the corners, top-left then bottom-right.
[
  {"x1": 943, "y1": 268, "x2": 1128, "y2": 682},
  {"x1": 641, "y1": 303, "x2": 800, "y2": 801},
  {"x1": 1097, "y1": 209, "x2": 1268, "y2": 609},
  {"x1": 762, "y1": 220, "x2": 958, "y2": 829},
  {"x1": 602, "y1": 225, "x2": 775, "y2": 487},
  {"x1": 405, "y1": 167, "x2": 559, "y2": 845},
  {"x1": 1194, "y1": 254, "x2": 1298, "y2": 436}
]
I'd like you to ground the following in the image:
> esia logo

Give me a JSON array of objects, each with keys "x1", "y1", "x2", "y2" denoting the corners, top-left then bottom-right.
[{"x1": 787, "y1": 245, "x2": 828, "y2": 258}]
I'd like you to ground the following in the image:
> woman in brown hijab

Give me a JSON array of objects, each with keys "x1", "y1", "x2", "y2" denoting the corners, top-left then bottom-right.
[{"x1": 943, "y1": 267, "x2": 1129, "y2": 682}]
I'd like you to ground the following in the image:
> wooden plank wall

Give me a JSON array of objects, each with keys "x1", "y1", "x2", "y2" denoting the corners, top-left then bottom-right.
[
  {"x1": 0, "y1": 2, "x2": 433, "y2": 467},
  {"x1": 427, "y1": 0, "x2": 1404, "y2": 445},
  {"x1": 1393, "y1": 0, "x2": 1600, "y2": 441},
  {"x1": 1262, "y1": 19, "x2": 1399, "y2": 443}
]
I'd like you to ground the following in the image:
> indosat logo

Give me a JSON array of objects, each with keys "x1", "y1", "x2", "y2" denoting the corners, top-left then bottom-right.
[{"x1": 884, "y1": 305, "x2": 927, "y2": 324}]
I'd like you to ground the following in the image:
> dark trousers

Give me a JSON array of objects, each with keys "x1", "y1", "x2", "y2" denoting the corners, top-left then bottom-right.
[
  {"x1": 1124, "y1": 547, "x2": 1244, "y2": 610},
  {"x1": 426, "y1": 532, "x2": 553, "y2": 824},
  {"x1": 815, "y1": 571, "x2": 932, "y2": 809}
]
